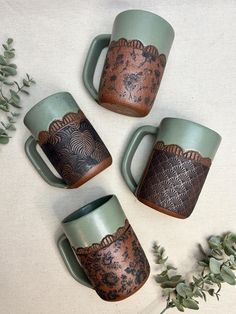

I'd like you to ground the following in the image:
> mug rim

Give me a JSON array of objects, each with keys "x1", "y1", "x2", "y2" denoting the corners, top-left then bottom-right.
[
  {"x1": 115, "y1": 9, "x2": 175, "y2": 35},
  {"x1": 62, "y1": 195, "x2": 115, "y2": 224},
  {"x1": 23, "y1": 91, "x2": 71, "y2": 126},
  {"x1": 162, "y1": 117, "x2": 222, "y2": 141}
]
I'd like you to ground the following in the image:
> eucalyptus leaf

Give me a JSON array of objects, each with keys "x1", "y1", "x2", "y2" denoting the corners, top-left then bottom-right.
[
  {"x1": 0, "y1": 55, "x2": 7, "y2": 65},
  {"x1": 1, "y1": 66, "x2": 17, "y2": 76},
  {"x1": 7, "y1": 38, "x2": 13, "y2": 45},
  {"x1": 3, "y1": 81, "x2": 15, "y2": 86},
  {"x1": 8, "y1": 124, "x2": 16, "y2": 131},
  {"x1": 9, "y1": 101, "x2": 21, "y2": 109},
  {"x1": 23, "y1": 79, "x2": 30, "y2": 87},
  {"x1": 208, "y1": 236, "x2": 222, "y2": 249},
  {"x1": 182, "y1": 298, "x2": 199, "y2": 310},
  {"x1": 209, "y1": 258, "x2": 221, "y2": 274},
  {"x1": 223, "y1": 243, "x2": 236, "y2": 256},
  {"x1": 155, "y1": 274, "x2": 169, "y2": 283},
  {"x1": 193, "y1": 287, "x2": 203, "y2": 298},
  {"x1": 198, "y1": 261, "x2": 208, "y2": 267},
  {"x1": 225, "y1": 233, "x2": 236, "y2": 244},
  {"x1": 0, "y1": 37, "x2": 35, "y2": 145},
  {"x1": 4, "y1": 51, "x2": 15, "y2": 59},
  {"x1": 11, "y1": 112, "x2": 20, "y2": 117},
  {"x1": 0, "y1": 105, "x2": 9, "y2": 112},
  {"x1": 161, "y1": 280, "x2": 181, "y2": 289},
  {"x1": 221, "y1": 266, "x2": 236, "y2": 285},
  {"x1": 0, "y1": 136, "x2": 10, "y2": 144},
  {"x1": 0, "y1": 128, "x2": 7, "y2": 135},
  {"x1": 10, "y1": 89, "x2": 20, "y2": 103},
  {"x1": 172, "y1": 299, "x2": 185, "y2": 312},
  {"x1": 153, "y1": 232, "x2": 236, "y2": 313},
  {"x1": 208, "y1": 289, "x2": 215, "y2": 296},
  {"x1": 7, "y1": 116, "x2": 15, "y2": 123},
  {"x1": 167, "y1": 265, "x2": 177, "y2": 271},
  {"x1": 169, "y1": 275, "x2": 182, "y2": 282},
  {"x1": 21, "y1": 89, "x2": 30, "y2": 95},
  {"x1": 176, "y1": 283, "x2": 193, "y2": 298},
  {"x1": 8, "y1": 63, "x2": 17, "y2": 69}
]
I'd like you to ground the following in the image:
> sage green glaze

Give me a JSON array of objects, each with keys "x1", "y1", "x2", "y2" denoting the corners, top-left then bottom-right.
[
  {"x1": 58, "y1": 195, "x2": 127, "y2": 287},
  {"x1": 112, "y1": 10, "x2": 174, "y2": 57},
  {"x1": 24, "y1": 92, "x2": 80, "y2": 188},
  {"x1": 83, "y1": 34, "x2": 111, "y2": 101},
  {"x1": 25, "y1": 136, "x2": 66, "y2": 188},
  {"x1": 57, "y1": 235, "x2": 93, "y2": 288},
  {"x1": 121, "y1": 118, "x2": 221, "y2": 193},
  {"x1": 157, "y1": 118, "x2": 221, "y2": 159},
  {"x1": 62, "y1": 195, "x2": 126, "y2": 248},
  {"x1": 122, "y1": 125, "x2": 158, "y2": 193},
  {"x1": 83, "y1": 10, "x2": 174, "y2": 101},
  {"x1": 24, "y1": 92, "x2": 78, "y2": 139}
]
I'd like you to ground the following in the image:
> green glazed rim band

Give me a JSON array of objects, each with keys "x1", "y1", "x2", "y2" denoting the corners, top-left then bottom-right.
[
  {"x1": 62, "y1": 195, "x2": 127, "y2": 248},
  {"x1": 24, "y1": 92, "x2": 79, "y2": 139},
  {"x1": 121, "y1": 117, "x2": 221, "y2": 193},
  {"x1": 111, "y1": 9, "x2": 175, "y2": 57},
  {"x1": 157, "y1": 118, "x2": 222, "y2": 159}
]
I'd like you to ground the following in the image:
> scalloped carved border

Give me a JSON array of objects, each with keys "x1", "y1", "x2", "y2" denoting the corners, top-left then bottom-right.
[
  {"x1": 109, "y1": 38, "x2": 166, "y2": 66},
  {"x1": 73, "y1": 219, "x2": 130, "y2": 255},
  {"x1": 38, "y1": 111, "x2": 85, "y2": 145},
  {"x1": 155, "y1": 141, "x2": 212, "y2": 167}
]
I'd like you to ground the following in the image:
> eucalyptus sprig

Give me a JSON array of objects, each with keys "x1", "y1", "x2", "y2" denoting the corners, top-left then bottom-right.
[
  {"x1": 0, "y1": 38, "x2": 35, "y2": 144},
  {"x1": 153, "y1": 233, "x2": 236, "y2": 313}
]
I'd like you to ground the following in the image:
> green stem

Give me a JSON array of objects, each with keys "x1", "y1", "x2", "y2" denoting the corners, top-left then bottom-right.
[
  {"x1": 160, "y1": 303, "x2": 172, "y2": 314},
  {"x1": 0, "y1": 78, "x2": 32, "y2": 110}
]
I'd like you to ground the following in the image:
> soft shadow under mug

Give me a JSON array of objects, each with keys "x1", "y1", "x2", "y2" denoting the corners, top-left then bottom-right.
[
  {"x1": 24, "y1": 92, "x2": 112, "y2": 188},
  {"x1": 83, "y1": 9, "x2": 174, "y2": 117},
  {"x1": 58, "y1": 195, "x2": 150, "y2": 301},
  {"x1": 122, "y1": 118, "x2": 221, "y2": 218}
]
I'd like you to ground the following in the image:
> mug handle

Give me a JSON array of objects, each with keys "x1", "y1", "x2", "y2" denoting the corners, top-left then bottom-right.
[
  {"x1": 83, "y1": 34, "x2": 111, "y2": 101},
  {"x1": 57, "y1": 235, "x2": 93, "y2": 288},
  {"x1": 121, "y1": 125, "x2": 159, "y2": 193},
  {"x1": 24, "y1": 136, "x2": 66, "y2": 188}
]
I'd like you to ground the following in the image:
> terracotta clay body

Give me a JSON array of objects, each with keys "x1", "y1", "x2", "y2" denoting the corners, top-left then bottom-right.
[
  {"x1": 74, "y1": 220, "x2": 150, "y2": 301},
  {"x1": 98, "y1": 39, "x2": 166, "y2": 117},
  {"x1": 38, "y1": 111, "x2": 112, "y2": 188}
]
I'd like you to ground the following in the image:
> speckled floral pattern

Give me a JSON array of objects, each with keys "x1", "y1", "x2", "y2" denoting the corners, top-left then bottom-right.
[
  {"x1": 73, "y1": 220, "x2": 150, "y2": 301},
  {"x1": 98, "y1": 38, "x2": 166, "y2": 116}
]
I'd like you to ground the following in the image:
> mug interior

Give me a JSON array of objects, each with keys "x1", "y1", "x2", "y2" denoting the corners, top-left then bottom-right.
[
  {"x1": 62, "y1": 195, "x2": 127, "y2": 248},
  {"x1": 63, "y1": 195, "x2": 113, "y2": 223}
]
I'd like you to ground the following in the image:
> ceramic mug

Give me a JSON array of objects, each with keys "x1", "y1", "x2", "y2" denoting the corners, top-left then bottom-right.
[
  {"x1": 83, "y1": 9, "x2": 174, "y2": 117},
  {"x1": 58, "y1": 195, "x2": 150, "y2": 301},
  {"x1": 24, "y1": 92, "x2": 112, "y2": 189},
  {"x1": 121, "y1": 118, "x2": 221, "y2": 218}
]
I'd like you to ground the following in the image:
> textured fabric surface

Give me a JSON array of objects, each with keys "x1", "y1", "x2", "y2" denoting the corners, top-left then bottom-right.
[
  {"x1": 0, "y1": 1, "x2": 236, "y2": 314},
  {"x1": 137, "y1": 149, "x2": 209, "y2": 218}
]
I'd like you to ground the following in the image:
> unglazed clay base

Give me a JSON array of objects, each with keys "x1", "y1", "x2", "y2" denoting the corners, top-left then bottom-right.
[
  {"x1": 98, "y1": 101, "x2": 149, "y2": 117},
  {"x1": 68, "y1": 157, "x2": 112, "y2": 189},
  {"x1": 137, "y1": 197, "x2": 187, "y2": 219}
]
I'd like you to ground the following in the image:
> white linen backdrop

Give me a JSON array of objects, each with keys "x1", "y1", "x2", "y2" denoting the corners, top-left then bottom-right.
[{"x1": 0, "y1": 0, "x2": 235, "y2": 313}]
